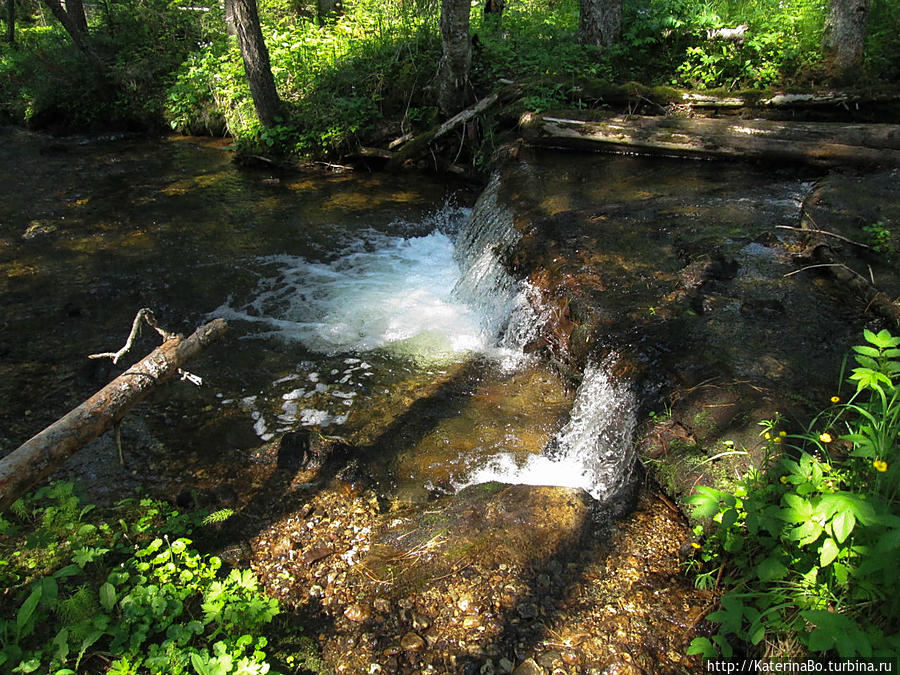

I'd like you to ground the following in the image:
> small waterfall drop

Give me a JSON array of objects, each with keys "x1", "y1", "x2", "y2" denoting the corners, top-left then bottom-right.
[
  {"x1": 451, "y1": 175, "x2": 545, "y2": 361},
  {"x1": 460, "y1": 354, "x2": 638, "y2": 502}
]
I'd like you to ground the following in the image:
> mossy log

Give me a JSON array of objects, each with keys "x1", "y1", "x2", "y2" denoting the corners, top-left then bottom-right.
[
  {"x1": 0, "y1": 319, "x2": 227, "y2": 512},
  {"x1": 519, "y1": 112, "x2": 900, "y2": 167}
]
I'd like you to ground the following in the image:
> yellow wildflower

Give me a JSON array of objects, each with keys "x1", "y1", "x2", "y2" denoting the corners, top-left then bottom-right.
[
  {"x1": 830, "y1": 396, "x2": 841, "y2": 404},
  {"x1": 691, "y1": 542, "x2": 702, "y2": 549},
  {"x1": 873, "y1": 460, "x2": 888, "y2": 473},
  {"x1": 773, "y1": 437, "x2": 783, "y2": 444},
  {"x1": 779, "y1": 476, "x2": 788, "y2": 484},
  {"x1": 779, "y1": 431, "x2": 787, "y2": 437},
  {"x1": 819, "y1": 432, "x2": 833, "y2": 444},
  {"x1": 764, "y1": 432, "x2": 772, "y2": 440}
]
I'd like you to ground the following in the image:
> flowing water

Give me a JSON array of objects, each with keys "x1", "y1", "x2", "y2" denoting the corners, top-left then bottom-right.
[
  {"x1": 0, "y1": 128, "x2": 622, "y2": 507},
  {"x1": 1, "y1": 127, "x2": 833, "y2": 512}
]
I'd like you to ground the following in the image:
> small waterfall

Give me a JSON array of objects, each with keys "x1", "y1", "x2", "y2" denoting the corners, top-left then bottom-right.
[
  {"x1": 451, "y1": 174, "x2": 545, "y2": 361},
  {"x1": 460, "y1": 353, "x2": 638, "y2": 502}
]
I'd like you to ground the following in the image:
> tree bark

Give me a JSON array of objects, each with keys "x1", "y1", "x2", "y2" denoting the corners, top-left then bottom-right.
[
  {"x1": 224, "y1": 0, "x2": 236, "y2": 36},
  {"x1": 41, "y1": 0, "x2": 104, "y2": 69},
  {"x1": 0, "y1": 319, "x2": 227, "y2": 513},
  {"x1": 578, "y1": 0, "x2": 622, "y2": 47},
  {"x1": 231, "y1": 0, "x2": 282, "y2": 128},
  {"x1": 519, "y1": 112, "x2": 900, "y2": 167},
  {"x1": 65, "y1": 0, "x2": 87, "y2": 33},
  {"x1": 437, "y1": 0, "x2": 472, "y2": 117},
  {"x1": 823, "y1": 0, "x2": 869, "y2": 83}
]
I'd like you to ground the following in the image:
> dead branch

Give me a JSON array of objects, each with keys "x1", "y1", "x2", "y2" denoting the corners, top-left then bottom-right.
[{"x1": 0, "y1": 318, "x2": 227, "y2": 512}]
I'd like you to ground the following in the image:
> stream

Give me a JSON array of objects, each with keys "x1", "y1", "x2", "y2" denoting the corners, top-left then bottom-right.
[{"x1": 4, "y1": 124, "x2": 881, "y2": 673}]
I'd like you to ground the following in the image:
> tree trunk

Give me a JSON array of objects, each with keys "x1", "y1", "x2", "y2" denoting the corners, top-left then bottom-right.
[
  {"x1": 65, "y1": 0, "x2": 87, "y2": 32},
  {"x1": 823, "y1": 0, "x2": 869, "y2": 82},
  {"x1": 519, "y1": 112, "x2": 900, "y2": 167},
  {"x1": 0, "y1": 319, "x2": 227, "y2": 513},
  {"x1": 223, "y1": 0, "x2": 236, "y2": 36},
  {"x1": 231, "y1": 0, "x2": 282, "y2": 128},
  {"x1": 5, "y1": 0, "x2": 14, "y2": 43},
  {"x1": 578, "y1": 0, "x2": 622, "y2": 47},
  {"x1": 484, "y1": 0, "x2": 504, "y2": 16},
  {"x1": 437, "y1": 0, "x2": 472, "y2": 117},
  {"x1": 41, "y1": 0, "x2": 104, "y2": 69}
]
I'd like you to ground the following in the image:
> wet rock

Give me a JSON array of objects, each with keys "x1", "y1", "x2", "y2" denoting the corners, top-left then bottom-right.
[
  {"x1": 345, "y1": 603, "x2": 371, "y2": 622},
  {"x1": 302, "y1": 545, "x2": 334, "y2": 564},
  {"x1": 512, "y1": 659, "x2": 543, "y2": 675},
  {"x1": 400, "y1": 632, "x2": 426, "y2": 651}
]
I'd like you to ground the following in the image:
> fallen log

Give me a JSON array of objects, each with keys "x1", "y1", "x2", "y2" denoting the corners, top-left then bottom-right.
[
  {"x1": 387, "y1": 92, "x2": 501, "y2": 170},
  {"x1": 0, "y1": 318, "x2": 227, "y2": 512},
  {"x1": 519, "y1": 112, "x2": 900, "y2": 167}
]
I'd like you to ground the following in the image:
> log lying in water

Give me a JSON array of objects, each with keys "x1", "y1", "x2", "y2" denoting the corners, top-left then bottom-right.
[
  {"x1": 0, "y1": 318, "x2": 227, "y2": 512},
  {"x1": 519, "y1": 112, "x2": 900, "y2": 167}
]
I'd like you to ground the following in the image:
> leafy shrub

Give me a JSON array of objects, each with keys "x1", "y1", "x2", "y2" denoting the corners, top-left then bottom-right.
[
  {"x1": 0, "y1": 484, "x2": 280, "y2": 674},
  {"x1": 686, "y1": 329, "x2": 900, "y2": 658}
]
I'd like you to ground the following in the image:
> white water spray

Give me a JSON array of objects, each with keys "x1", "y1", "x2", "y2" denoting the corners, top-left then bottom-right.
[{"x1": 461, "y1": 355, "x2": 638, "y2": 502}]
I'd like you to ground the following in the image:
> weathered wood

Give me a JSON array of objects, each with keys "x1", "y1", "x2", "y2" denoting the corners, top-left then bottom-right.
[
  {"x1": 387, "y1": 92, "x2": 500, "y2": 170},
  {"x1": 519, "y1": 112, "x2": 900, "y2": 167},
  {"x1": 0, "y1": 319, "x2": 227, "y2": 512}
]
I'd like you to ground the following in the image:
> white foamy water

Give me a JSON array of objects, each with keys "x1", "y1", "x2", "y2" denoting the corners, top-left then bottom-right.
[
  {"x1": 461, "y1": 356, "x2": 638, "y2": 501},
  {"x1": 214, "y1": 230, "x2": 503, "y2": 361}
]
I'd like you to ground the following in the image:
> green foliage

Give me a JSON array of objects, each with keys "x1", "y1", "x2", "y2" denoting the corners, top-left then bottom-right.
[
  {"x1": 0, "y1": 484, "x2": 281, "y2": 674},
  {"x1": 2, "y1": 0, "x2": 899, "y2": 154},
  {"x1": 685, "y1": 330, "x2": 900, "y2": 658},
  {"x1": 863, "y1": 221, "x2": 897, "y2": 259}
]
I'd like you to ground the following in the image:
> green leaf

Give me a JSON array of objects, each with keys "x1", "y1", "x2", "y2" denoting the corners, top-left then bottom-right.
[
  {"x1": 831, "y1": 510, "x2": 856, "y2": 544},
  {"x1": 99, "y1": 583, "x2": 117, "y2": 612},
  {"x1": 686, "y1": 637, "x2": 717, "y2": 657},
  {"x1": 17, "y1": 585, "x2": 42, "y2": 636},
  {"x1": 53, "y1": 564, "x2": 82, "y2": 579},
  {"x1": 820, "y1": 537, "x2": 839, "y2": 567},
  {"x1": 779, "y1": 493, "x2": 813, "y2": 523},
  {"x1": 756, "y1": 556, "x2": 788, "y2": 581},
  {"x1": 686, "y1": 486, "x2": 723, "y2": 519}
]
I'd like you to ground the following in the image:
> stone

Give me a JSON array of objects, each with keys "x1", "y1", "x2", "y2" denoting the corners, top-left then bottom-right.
[
  {"x1": 400, "y1": 632, "x2": 426, "y2": 652},
  {"x1": 512, "y1": 659, "x2": 544, "y2": 675},
  {"x1": 344, "y1": 603, "x2": 371, "y2": 622}
]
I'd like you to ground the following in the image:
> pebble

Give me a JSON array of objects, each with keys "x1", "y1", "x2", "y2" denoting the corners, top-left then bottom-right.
[
  {"x1": 400, "y1": 632, "x2": 426, "y2": 652},
  {"x1": 512, "y1": 659, "x2": 543, "y2": 675},
  {"x1": 344, "y1": 603, "x2": 371, "y2": 622}
]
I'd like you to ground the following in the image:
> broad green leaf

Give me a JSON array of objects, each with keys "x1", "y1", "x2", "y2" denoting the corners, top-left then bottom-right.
[
  {"x1": 756, "y1": 556, "x2": 788, "y2": 581},
  {"x1": 820, "y1": 537, "x2": 839, "y2": 566},
  {"x1": 17, "y1": 585, "x2": 42, "y2": 635},
  {"x1": 831, "y1": 510, "x2": 855, "y2": 543},
  {"x1": 779, "y1": 493, "x2": 813, "y2": 523},
  {"x1": 99, "y1": 582, "x2": 117, "y2": 612},
  {"x1": 686, "y1": 637, "x2": 717, "y2": 657}
]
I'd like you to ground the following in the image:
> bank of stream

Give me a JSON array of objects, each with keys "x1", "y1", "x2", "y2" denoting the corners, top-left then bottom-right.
[{"x1": 2, "y1": 124, "x2": 898, "y2": 673}]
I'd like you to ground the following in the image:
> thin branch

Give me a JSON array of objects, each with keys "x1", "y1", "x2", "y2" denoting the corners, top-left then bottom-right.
[
  {"x1": 89, "y1": 308, "x2": 174, "y2": 364},
  {"x1": 784, "y1": 263, "x2": 869, "y2": 283},
  {"x1": 776, "y1": 225, "x2": 872, "y2": 249}
]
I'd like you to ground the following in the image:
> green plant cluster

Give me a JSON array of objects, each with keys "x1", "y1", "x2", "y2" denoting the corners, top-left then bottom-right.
[
  {"x1": 0, "y1": 483, "x2": 279, "y2": 674},
  {"x1": 2, "y1": 0, "x2": 899, "y2": 155},
  {"x1": 685, "y1": 329, "x2": 900, "y2": 659}
]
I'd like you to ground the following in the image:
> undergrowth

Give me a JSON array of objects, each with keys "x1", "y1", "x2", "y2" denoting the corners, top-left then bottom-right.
[
  {"x1": 0, "y1": 484, "x2": 296, "y2": 674},
  {"x1": 685, "y1": 329, "x2": 900, "y2": 659},
  {"x1": 1, "y1": 0, "x2": 898, "y2": 158}
]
